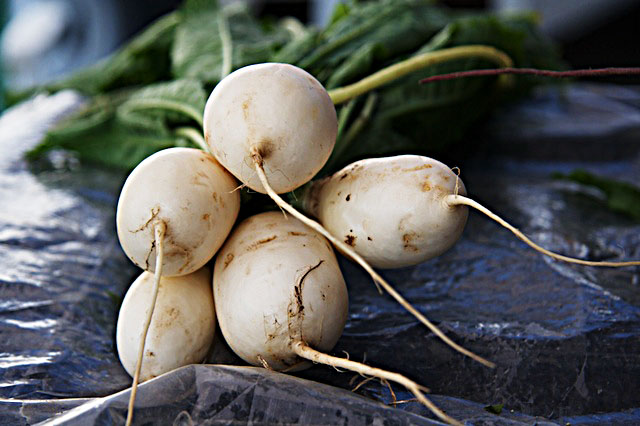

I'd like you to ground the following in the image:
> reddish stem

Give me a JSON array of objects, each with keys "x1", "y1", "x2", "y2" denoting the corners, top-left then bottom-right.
[{"x1": 419, "y1": 67, "x2": 640, "y2": 84}]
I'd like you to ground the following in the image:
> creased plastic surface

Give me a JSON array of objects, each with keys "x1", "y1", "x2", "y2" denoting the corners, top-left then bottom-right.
[{"x1": 0, "y1": 84, "x2": 639, "y2": 425}]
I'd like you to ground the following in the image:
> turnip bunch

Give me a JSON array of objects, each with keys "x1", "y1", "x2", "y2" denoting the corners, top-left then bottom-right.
[{"x1": 203, "y1": 62, "x2": 494, "y2": 368}]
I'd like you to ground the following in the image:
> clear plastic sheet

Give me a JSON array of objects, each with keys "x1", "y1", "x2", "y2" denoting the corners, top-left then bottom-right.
[{"x1": 0, "y1": 84, "x2": 639, "y2": 425}]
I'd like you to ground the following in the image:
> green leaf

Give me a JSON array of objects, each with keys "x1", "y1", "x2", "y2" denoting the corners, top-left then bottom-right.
[
  {"x1": 27, "y1": 90, "x2": 197, "y2": 170},
  {"x1": 484, "y1": 403, "x2": 504, "y2": 415},
  {"x1": 417, "y1": 12, "x2": 562, "y2": 70},
  {"x1": 182, "y1": 0, "x2": 218, "y2": 13},
  {"x1": 298, "y1": 0, "x2": 450, "y2": 88},
  {"x1": 554, "y1": 170, "x2": 640, "y2": 222},
  {"x1": 171, "y1": 2, "x2": 291, "y2": 85},
  {"x1": 271, "y1": 27, "x2": 320, "y2": 65},
  {"x1": 320, "y1": 11, "x2": 564, "y2": 173},
  {"x1": 116, "y1": 79, "x2": 207, "y2": 131},
  {"x1": 327, "y1": 1, "x2": 353, "y2": 27}
]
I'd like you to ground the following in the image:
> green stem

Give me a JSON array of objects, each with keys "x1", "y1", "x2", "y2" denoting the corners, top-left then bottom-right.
[
  {"x1": 336, "y1": 97, "x2": 359, "y2": 141},
  {"x1": 298, "y1": 5, "x2": 397, "y2": 70},
  {"x1": 218, "y1": 8, "x2": 233, "y2": 80},
  {"x1": 328, "y1": 45, "x2": 514, "y2": 105},
  {"x1": 119, "y1": 99, "x2": 204, "y2": 128},
  {"x1": 324, "y1": 93, "x2": 377, "y2": 173},
  {"x1": 175, "y1": 127, "x2": 209, "y2": 153}
]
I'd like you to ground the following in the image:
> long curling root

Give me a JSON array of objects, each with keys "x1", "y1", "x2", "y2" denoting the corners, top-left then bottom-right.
[
  {"x1": 446, "y1": 194, "x2": 640, "y2": 267},
  {"x1": 293, "y1": 341, "x2": 463, "y2": 426},
  {"x1": 126, "y1": 221, "x2": 166, "y2": 426}
]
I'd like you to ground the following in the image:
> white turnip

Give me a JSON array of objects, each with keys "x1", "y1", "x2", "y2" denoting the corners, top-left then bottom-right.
[
  {"x1": 116, "y1": 267, "x2": 215, "y2": 382},
  {"x1": 304, "y1": 154, "x2": 640, "y2": 269},
  {"x1": 116, "y1": 147, "x2": 240, "y2": 277},
  {"x1": 304, "y1": 155, "x2": 467, "y2": 268},
  {"x1": 213, "y1": 211, "x2": 462, "y2": 425},
  {"x1": 203, "y1": 62, "x2": 337, "y2": 194}
]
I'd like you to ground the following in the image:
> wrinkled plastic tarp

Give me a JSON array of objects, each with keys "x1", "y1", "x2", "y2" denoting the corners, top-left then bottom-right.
[{"x1": 0, "y1": 84, "x2": 639, "y2": 425}]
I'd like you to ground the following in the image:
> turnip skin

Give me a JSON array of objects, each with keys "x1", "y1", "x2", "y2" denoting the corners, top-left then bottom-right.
[
  {"x1": 305, "y1": 155, "x2": 468, "y2": 269},
  {"x1": 116, "y1": 147, "x2": 240, "y2": 277},
  {"x1": 116, "y1": 267, "x2": 215, "y2": 382},
  {"x1": 203, "y1": 63, "x2": 337, "y2": 194},
  {"x1": 213, "y1": 211, "x2": 348, "y2": 371}
]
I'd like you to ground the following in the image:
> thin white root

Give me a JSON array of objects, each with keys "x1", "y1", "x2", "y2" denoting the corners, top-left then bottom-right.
[
  {"x1": 126, "y1": 221, "x2": 167, "y2": 426},
  {"x1": 250, "y1": 149, "x2": 495, "y2": 369},
  {"x1": 257, "y1": 354, "x2": 274, "y2": 371},
  {"x1": 293, "y1": 342, "x2": 462, "y2": 426},
  {"x1": 446, "y1": 194, "x2": 640, "y2": 267}
]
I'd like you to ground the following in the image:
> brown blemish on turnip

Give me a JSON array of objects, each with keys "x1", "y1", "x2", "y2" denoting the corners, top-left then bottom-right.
[
  {"x1": 131, "y1": 207, "x2": 161, "y2": 234},
  {"x1": 435, "y1": 184, "x2": 448, "y2": 196},
  {"x1": 247, "y1": 235, "x2": 277, "y2": 251},
  {"x1": 345, "y1": 194, "x2": 351, "y2": 201},
  {"x1": 223, "y1": 253, "x2": 234, "y2": 269},
  {"x1": 290, "y1": 260, "x2": 324, "y2": 339},
  {"x1": 204, "y1": 154, "x2": 217, "y2": 165},
  {"x1": 367, "y1": 236, "x2": 373, "y2": 241},
  {"x1": 404, "y1": 164, "x2": 433, "y2": 172},
  {"x1": 258, "y1": 139, "x2": 275, "y2": 159},
  {"x1": 289, "y1": 231, "x2": 306, "y2": 236},
  {"x1": 422, "y1": 182, "x2": 432, "y2": 192},
  {"x1": 345, "y1": 235, "x2": 356, "y2": 247},
  {"x1": 191, "y1": 171, "x2": 209, "y2": 187},
  {"x1": 144, "y1": 240, "x2": 156, "y2": 271},
  {"x1": 202, "y1": 213, "x2": 210, "y2": 221},
  {"x1": 403, "y1": 233, "x2": 419, "y2": 252},
  {"x1": 242, "y1": 99, "x2": 251, "y2": 120}
]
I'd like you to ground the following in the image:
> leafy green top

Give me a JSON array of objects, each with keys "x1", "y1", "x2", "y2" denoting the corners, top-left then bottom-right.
[{"x1": 11, "y1": 0, "x2": 562, "y2": 174}]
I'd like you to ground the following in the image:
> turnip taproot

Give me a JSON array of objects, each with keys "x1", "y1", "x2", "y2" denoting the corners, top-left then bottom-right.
[
  {"x1": 203, "y1": 63, "x2": 493, "y2": 368},
  {"x1": 116, "y1": 267, "x2": 215, "y2": 381},
  {"x1": 304, "y1": 154, "x2": 640, "y2": 269},
  {"x1": 115, "y1": 147, "x2": 240, "y2": 425},
  {"x1": 213, "y1": 212, "x2": 462, "y2": 426}
]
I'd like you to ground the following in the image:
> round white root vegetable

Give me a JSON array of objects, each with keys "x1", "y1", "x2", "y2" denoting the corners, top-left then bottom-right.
[
  {"x1": 116, "y1": 267, "x2": 215, "y2": 381},
  {"x1": 116, "y1": 147, "x2": 240, "y2": 425},
  {"x1": 214, "y1": 211, "x2": 348, "y2": 371},
  {"x1": 203, "y1": 62, "x2": 337, "y2": 194},
  {"x1": 304, "y1": 155, "x2": 467, "y2": 269},
  {"x1": 213, "y1": 212, "x2": 462, "y2": 426},
  {"x1": 116, "y1": 147, "x2": 240, "y2": 277},
  {"x1": 305, "y1": 154, "x2": 640, "y2": 269},
  {"x1": 203, "y1": 63, "x2": 492, "y2": 369}
]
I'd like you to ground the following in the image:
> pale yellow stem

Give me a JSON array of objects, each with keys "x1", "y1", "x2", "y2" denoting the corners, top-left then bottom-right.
[
  {"x1": 251, "y1": 149, "x2": 495, "y2": 368},
  {"x1": 293, "y1": 341, "x2": 463, "y2": 426},
  {"x1": 447, "y1": 194, "x2": 640, "y2": 267},
  {"x1": 126, "y1": 221, "x2": 167, "y2": 426},
  {"x1": 328, "y1": 45, "x2": 513, "y2": 105}
]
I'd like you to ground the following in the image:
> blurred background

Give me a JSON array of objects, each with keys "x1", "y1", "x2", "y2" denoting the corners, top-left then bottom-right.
[{"x1": 0, "y1": 0, "x2": 639, "y2": 102}]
